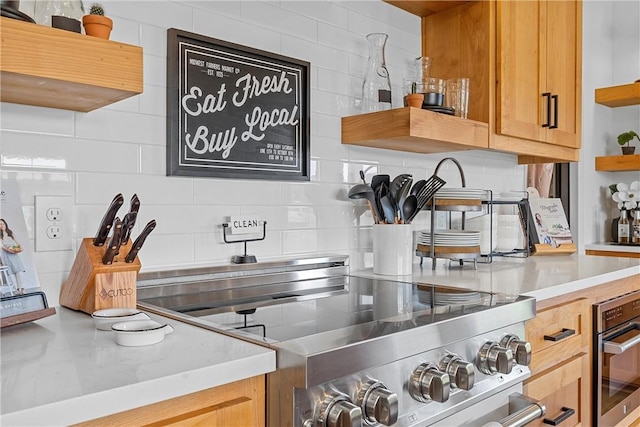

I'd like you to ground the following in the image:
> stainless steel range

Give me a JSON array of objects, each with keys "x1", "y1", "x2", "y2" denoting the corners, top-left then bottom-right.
[{"x1": 137, "y1": 255, "x2": 545, "y2": 427}]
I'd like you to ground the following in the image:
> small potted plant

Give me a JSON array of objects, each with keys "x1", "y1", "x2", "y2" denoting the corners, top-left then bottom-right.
[
  {"x1": 617, "y1": 130, "x2": 639, "y2": 155},
  {"x1": 82, "y1": 3, "x2": 113, "y2": 40},
  {"x1": 404, "y1": 82, "x2": 424, "y2": 108}
]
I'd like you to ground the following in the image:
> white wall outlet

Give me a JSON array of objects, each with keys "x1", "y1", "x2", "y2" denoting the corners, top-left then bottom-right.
[{"x1": 35, "y1": 195, "x2": 73, "y2": 251}]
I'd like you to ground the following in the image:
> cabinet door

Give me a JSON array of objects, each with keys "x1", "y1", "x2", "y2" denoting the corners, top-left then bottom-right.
[
  {"x1": 496, "y1": 0, "x2": 546, "y2": 143},
  {"x1": 496, "y1": 0, "x2": 581, "y2": 148},
  {"x1": 524, "y1": 353, "x2": 589, "y2": 427},
  {"x1": 544, "y1": 0, "x2": 581, "y2": 149}
]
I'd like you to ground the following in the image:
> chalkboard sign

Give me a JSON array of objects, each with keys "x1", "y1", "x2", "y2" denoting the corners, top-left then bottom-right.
[{"x1": 167, "y1": 29, "x2": 310, "y2": 180}]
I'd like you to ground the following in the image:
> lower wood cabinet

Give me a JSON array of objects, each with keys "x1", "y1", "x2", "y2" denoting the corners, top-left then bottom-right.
[
  {"x1": 73, "y1": 375, "x2": 265, "y2": 427},
  {"x1": 525, "y1": 298, "x2": 591, "y2": 426},
  {"x1": 524, "y1": 353, "x2": 588, "y2": 427}
]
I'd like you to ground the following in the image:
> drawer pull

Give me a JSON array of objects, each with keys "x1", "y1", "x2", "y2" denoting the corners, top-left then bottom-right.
[
  {"x1": 543, "y1": 407, "x2": 575, "y2": 425},
  {"x1": 543, "y1": 328, "x2": 575, "y2": 342}
]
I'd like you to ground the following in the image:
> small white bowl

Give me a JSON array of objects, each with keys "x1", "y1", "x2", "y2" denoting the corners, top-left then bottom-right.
[
  {"x1": 111, "y1": 319, "x2": 174, "y2": 347},
  {"x1": 92, "y1": 308, "x2": 150, "y2": 331}
]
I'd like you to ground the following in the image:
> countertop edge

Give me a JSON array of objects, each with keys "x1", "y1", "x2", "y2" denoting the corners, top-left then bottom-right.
[
  {"x1": 585, "y1": 242, "x2": 640, "y2": 253},
  {"x1": 521, "y1": 265, "x2": 640, "y2": 300}
]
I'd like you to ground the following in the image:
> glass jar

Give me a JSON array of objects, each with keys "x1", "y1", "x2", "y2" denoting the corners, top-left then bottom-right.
[
  {"x1": 33, "y1": 1, "x2": 84, "y2": 27},
  {"x1": 362, "y1": 33, "x2": 392, "y2": 113}
]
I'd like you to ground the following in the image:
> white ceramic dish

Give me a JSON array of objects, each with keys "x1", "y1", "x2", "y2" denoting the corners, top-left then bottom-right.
[
  {"x1": 91, "y1": 308, "x2": 150, "y2": 331},
  {"x1": 111, "y1": 319, "x2": 174, "y2": 347}
]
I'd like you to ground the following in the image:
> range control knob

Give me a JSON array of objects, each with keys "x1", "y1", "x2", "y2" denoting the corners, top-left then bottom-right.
[
  {"x1": 317, "y1": 392, "x2": 362, "y2": 427},
  {"x1": 438, "y1": 354, "x2": 475, "y2": 391},
  {"x1": 477, "y1": 341, "x2": 514, "y2": 375},
  {"x1": 410, "y1": 363, "x2": 451, "y2": 403},
  {"x1": 357, "y1": 380, "x2": 398, "y2": 426},
  {"x1": 500, "y1": 334, "x2": 532, "y2": 366}
]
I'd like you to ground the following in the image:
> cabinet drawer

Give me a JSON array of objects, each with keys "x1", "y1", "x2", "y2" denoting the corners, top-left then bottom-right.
[
  {"x1": 526, "y1": 298, "x2": 590, "y2": 374},
  {"x1": 524, "y1": 353, "x2": 588, "y2": 427}
]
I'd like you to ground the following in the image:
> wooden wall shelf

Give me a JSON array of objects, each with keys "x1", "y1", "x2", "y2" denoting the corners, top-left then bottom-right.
[
  {"x1": 0, "y1": 17, "x2": 143, "y2": 112},
  {"x1": 595, "y1": 82, "x2": 640, "y2": 107},
  {"x1": 384, "y1": 1, "x2": 471, "y2": 17},
  {"x1": 595, "y1": 154, "x2": 640, "y2": 171},
  {"x1": 341, "y1": 107, "x2": 489, "y2": 155}
]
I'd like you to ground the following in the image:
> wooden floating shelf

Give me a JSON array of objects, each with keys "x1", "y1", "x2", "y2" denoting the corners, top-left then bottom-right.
[
  {"x1": 341, "y1": 107, "x2": 489, "y2": 155},
  {"x1": 595, "y1": 82, "x2": 640, "y2": 107},
  {"x1": 0, "y1": 17, "x2": 143, "y2": 112},
  {"x1": 384, "y1": 0, "x2": 471, "y2": 17},
  {"x1": 595, "y1": 154, "x2": 640, "y2": 171}
]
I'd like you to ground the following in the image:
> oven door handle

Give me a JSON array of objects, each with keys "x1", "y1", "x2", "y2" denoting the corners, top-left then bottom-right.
[
  {"x1": 482, "y1": 393, "x2": 546, "y2": 427},
  {"x1": 603, "y1": 322, "x2": 640, "y2": 354}
]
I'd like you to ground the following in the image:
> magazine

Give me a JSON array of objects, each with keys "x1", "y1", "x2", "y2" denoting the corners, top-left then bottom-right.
[
  {"x1": 0, "y1": 178, "x2": 42, "y2": 297},
  {"x1": 528, "y1": 198, "x2": 573, "y2": 247}
]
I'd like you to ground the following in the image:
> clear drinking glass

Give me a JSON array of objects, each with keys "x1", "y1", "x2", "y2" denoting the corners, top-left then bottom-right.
[
  {"x1": 362, "y1": 33, "x2": 392, "y2": 113},
  {"x1": 445, "y1": 78, "x2": 470, "y2": 118}
]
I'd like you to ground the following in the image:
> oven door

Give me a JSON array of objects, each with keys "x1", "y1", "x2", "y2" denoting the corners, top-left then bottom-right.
[{"x1": 597, "y1": 321, "x2": 640, "y2": 426}]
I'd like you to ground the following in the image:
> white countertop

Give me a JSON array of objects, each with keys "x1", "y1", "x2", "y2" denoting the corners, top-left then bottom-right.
[
  {"x1": 0, "y1": 307, "x2": 275, "y2": 426},
  {"x1": 353, "y1": 254, "x2": 640, "y2": 301}
]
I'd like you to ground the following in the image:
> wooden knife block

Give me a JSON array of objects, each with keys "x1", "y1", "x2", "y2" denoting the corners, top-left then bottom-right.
[{"x1": 60, "y1": 238, "x2": 141, "y2": 315}]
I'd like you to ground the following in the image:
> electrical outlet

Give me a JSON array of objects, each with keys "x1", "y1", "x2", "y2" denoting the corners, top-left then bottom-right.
[{"x1": 35, "y1": 195, "x2": 73, "y2": 251}]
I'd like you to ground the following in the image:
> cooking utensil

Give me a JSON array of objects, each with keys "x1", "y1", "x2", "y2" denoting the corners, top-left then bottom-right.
[
  {"x1": 401, "y1": 194, "x2": 418, "y2": 224},
  {"x1": 371, "y1": 174, "x2": 390, "y2": 192},
  {"x1": 348, "y1": 184, "x2": 381, "y2": 224},
  {"x1": 102, "y1": 217, "x2": 123, "y2": 265},
  {"x1": 380, "y1": 195, "x2": 397, "y2": 224},
  {"x1": 125, "y1": 219, "x2": 157, "y2": 263},
  {"x1": 120, "y1": 194, "x2": 140, "y2": 246},
  {"x1": 397, "y1": 176, "x2": 413, "y2": 214},
  {"x1": 93, "y1": 193, "x2": 124, "y2": 246},
  {"x1": 410, "y1": 179, "x2": 427, "y2": 196},
  {"x1": 359, "y1": 170, "x2": 367, "y2": 184},
  {"x1": 389, "y1": 174, "x2": 412, "y2": 216},
  {"x1": 409, "y1": 175, "x2": 447, "y2": 222}
]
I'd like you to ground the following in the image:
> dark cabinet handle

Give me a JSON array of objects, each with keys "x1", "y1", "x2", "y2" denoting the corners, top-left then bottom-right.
[
  {"x1": 543, "y1": 406, "x2": 575, "y2": 425},
  {"x1": 542, "y1": 92, "x2": 552, "y2": 127},
  {"x1": 544, "y1": 328, "x2": 575, "y2": 342},
  {"x1": 550, "y1": 94, "x2": 559, "y2": 129}
]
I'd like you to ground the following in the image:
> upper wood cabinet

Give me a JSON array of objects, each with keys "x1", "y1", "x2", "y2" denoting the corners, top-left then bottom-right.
[
  {"x1": 0, "y1": 17, "x2": 143, "y2": 112},
  {"x1": 496, "y1": 0, "x2": 581, "y2": 150},
  {"x1": 346, "y1": 0, "x2": 582, "y2": 163}
]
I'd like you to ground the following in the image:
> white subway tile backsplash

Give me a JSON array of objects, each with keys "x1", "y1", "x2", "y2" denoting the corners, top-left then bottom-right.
[
  {"x1": 0, "y1": 104, "x2": 74, "y2": 135},
  {"x1": 242, "y1": 2, "x2": 318, "y2": 43},
  {"x1": 1, "y1": 0, "x2": 532, "y2": 300},
  {"x1": 75, "y1": 109, "x2": 165, "y2": 145},
  {"x1": 2, "y1": 132, "x2": 139, "y2": 173},
  {"x1": 140, "y1": 23, "x2": 168, "y2": 57}
]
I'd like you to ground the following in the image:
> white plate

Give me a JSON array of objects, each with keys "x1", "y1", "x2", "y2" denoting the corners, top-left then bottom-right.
[{"x1": 111, "y1": 319, "x2": 174, "y2": 346}]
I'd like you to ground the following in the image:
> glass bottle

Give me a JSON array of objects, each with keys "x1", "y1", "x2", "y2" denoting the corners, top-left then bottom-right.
[
  {"x1": 618, "y1": 209, "x2": 629, "y2": 244},
  {"x1": 362, "y1": 33, "x2": 392, "y2": 113},
  {"x1": 632, "y1": 209, "x2": 640, "y2": 244}
]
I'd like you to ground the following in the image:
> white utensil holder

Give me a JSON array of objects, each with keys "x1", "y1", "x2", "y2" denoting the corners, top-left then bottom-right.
[{"x1": 373, "y1": 224, "x2": 414, "y2": 275}]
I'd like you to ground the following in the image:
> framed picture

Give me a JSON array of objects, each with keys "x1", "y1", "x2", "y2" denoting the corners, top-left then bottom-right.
[{"x1": 166, "y1": 29, "x2": 311, "y2": 181}]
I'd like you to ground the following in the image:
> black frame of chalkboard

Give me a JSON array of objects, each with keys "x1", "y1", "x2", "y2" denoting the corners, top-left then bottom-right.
[{"x1": 166, "y1": 29, "x2": 310, "y2": 181}]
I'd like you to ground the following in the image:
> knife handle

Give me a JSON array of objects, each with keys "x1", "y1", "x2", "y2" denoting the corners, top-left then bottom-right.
[
  {"x1": 120, "y1": 211, "x2": 138, "y2": 247},
  {"x1": 125, "y1": 220, "x2": 156, "y2": 263},
  {"x1": 93, "y1": 193, "x2": 124, "y2": 246},
  {"x1": 102, "y1": 218, "x2": 123, "y2": 265}
]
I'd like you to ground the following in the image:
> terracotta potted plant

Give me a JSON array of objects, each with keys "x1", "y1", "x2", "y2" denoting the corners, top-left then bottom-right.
[
  {"x1": 82, "y1": 3, "x2": 112, "y2": 40},
  {"x1": 404, "y1": 82, "x2": 424, "y2": 108},
  {"x1": 617, "y1": 130, "x2": 639, "y2": 155}
]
